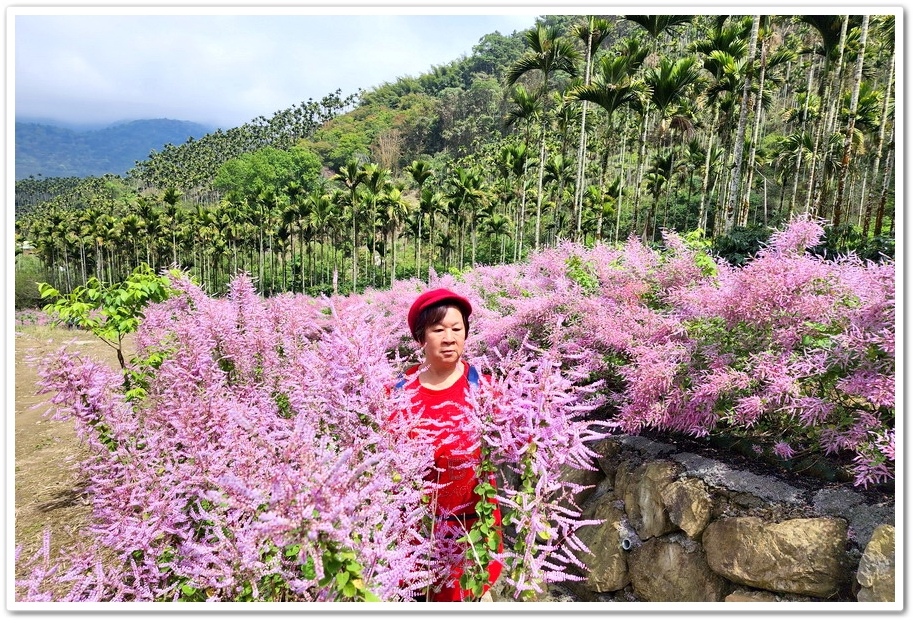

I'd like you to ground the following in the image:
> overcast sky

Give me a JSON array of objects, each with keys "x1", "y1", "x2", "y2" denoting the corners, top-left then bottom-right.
[
  {"x1": 12, "y1": 3, "x2": 882, "y2": 131},
  {"x1": 12, "y1": 8, "x2": 542, "y2": 129}
]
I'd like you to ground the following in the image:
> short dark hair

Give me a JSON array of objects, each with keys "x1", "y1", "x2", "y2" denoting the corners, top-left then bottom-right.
[{"x1": 411, "y1": 303, "x2": 470, "y2": 343}]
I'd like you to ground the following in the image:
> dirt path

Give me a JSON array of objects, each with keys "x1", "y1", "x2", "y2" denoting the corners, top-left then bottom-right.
[{"x1": 13, "y1": 325, "x2": 129, "y2": 575}]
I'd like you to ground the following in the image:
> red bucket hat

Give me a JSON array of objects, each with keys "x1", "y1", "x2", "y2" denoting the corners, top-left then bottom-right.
[{"x1": 407, "y1": 288, "x2": 472, "y2": 336}]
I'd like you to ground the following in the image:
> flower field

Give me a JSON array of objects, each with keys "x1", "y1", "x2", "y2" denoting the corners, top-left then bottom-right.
[{"x1": 15, "y1": 218, "x2": 895, "y2": 602}]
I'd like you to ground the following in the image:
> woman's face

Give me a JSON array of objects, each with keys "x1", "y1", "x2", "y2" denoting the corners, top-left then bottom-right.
[{"x1": 421, "y1": 306, "x2": 466, "y2": 369}]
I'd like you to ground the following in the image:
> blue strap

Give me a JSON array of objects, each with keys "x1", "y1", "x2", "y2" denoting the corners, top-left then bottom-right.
[
  {"x1": 395, "y1": 364, "x2": 479, "y2": 390},
  {"x1": 467, "y1": 364, "x2": 479, "y2": 388}
]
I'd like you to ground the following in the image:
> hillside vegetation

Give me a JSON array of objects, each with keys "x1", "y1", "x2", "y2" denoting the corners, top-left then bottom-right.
[
  {"x1": 15, "y1": 119, "x2": 216, "y2": 180},
  {"x1": 15, "y1": 14, "x2": 896, "y2": 303}
]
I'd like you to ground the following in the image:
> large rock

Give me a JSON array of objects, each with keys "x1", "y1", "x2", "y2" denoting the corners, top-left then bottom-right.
[
  {"x1": 856, "y1": 524, "x2": 895, "y2": 602},
  {"x1": 723, "y1": 589, "x2": 779, "y2": 602},
  {"x1": 703, "y1": 516, "x2": 848, "y2": 597},
  {"x1": 674, "y1": 452, "x2": 805, "y2": 505},
  {"x1": 628, "y1": 535, "x2": 728, "y2": 601},
  {"x1": 813, "y1": 488, "x2": 895, "y2": 550},
  {"x1": 661, "y1": 477, "x2": 712, "y2": 540},
  {"x1": 576, "y1": 493, "x2": 630, "y2": 593},
  {"x1": 559, "y1": 462, "x2": 606, "y2": 510},
  {"x1": 594, "y1": 435, "x2": 676, "y2": 481},
  {"x1": 619, "y1": 460, "x2": 680, "y2": 539}
]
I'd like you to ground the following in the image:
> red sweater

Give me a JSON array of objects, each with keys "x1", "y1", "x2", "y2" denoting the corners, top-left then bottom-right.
[{"x1": 396, "y1": 361, "x2": 503, "y2": 601}]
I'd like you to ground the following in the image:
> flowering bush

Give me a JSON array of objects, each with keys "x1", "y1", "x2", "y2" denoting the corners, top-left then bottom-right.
[
  {"x1": 15, "y1": 308, "x2": 55, "y2": 327},
  {"x1": 457, "y1": 218, "x2": 894, "y2": 489},
  {"x1": 613, "y1": 218, "x2": 896, "y2": 488},
  {"x1": 16, "y1": 217, "x2": 894, "y2": 602},
  {"x1": 467, "y1": 341, "x2": 607, "y2": 598},
  {"x1": 18, "y1": 271, "x2": 608, "y2": 602}
]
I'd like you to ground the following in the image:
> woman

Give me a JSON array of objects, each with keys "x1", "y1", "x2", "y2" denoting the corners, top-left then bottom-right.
[{"x1": 395, "y1": 288, "x2": 503, "y2": 601}]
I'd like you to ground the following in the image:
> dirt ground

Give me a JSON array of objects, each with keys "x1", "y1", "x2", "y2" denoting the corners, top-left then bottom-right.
[{"x1": 13, "y1": 324, "x2": 129, "y2": 579}]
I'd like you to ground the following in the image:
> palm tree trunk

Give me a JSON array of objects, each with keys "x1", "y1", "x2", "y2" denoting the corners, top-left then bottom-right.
[
  {"x1": 534, "y1": 121, "x2": 548, "y2": 250},
  {"x1": 725, "y1": 15, "x2": 759, "y2": 231},
  {"x1": 614, "y1": 130, "x2": 627, "y2": 243},
  {"x1": 471, "y1": 221, "x2": 477, "y2": 265},
  {"x1": 663, "y1": 146, "x2": 675, "y2": 233},
  {"x1": 697, "y1": 106, "x2": 719, "y2": 235},
  {"x1": 803, "y1": 130, "x2": 821, "y2": 217},
  {"x1": 268, "y1": 233, "x2": 275, "y2": 295},
  {"x1": 515, "y1": 178, "x2": 528, "y2": 261},
  {"x1": 863, "y1": 50, "x2": 894, "y2": 236},
  {"x1": 428, "y1": 211, "x2": 436, "y2": 278},
  {"x1": 79, "y1": 240, "x2": 87, "y2": 284},
  {"x1": 791, "y1": 62, "x2": 816, "y2": 215},
  {"x1": 258, "y1": 227, "x2": 265, "y2": 294},
  {"x1": 740, "y1": 22, "x2": 769, "y2": 227},
  {"x1": 415, "y1": 214, "x2": 422, "y2": 279},
  {"x1": 633, "y1": 112, "x2": 650, "y2": 240},
  {"x1": 457, "y1": 214, "x2": 466, "y2": 270},
  {"x1": 833, "y1": 15, "x2": 869, "y2": 228},
  {"x1": 391, "y1": 226, "x2": 398, "y2": 286},
  {"x1": 352, "y1": 209, "x2": 358, "y2": 292},
  {"x1": 872, "y1": 125, "x2": 894, "y2": 237},
  {"x1": 96, "y1": 243, "x2": 103, "y2": 281},
  {"x1": 574, "y1": 102, "x2": 589, "y2": 243},
  {"x1": 370, "y1": 203, "x2": 378, "y2": 286},
  {"x1": 814, "y1": 15, "x2": 849, "y2": 217},
  {"x1": 298, "y1": 229, "x2": 305, "y2": 293},
  {"x1": 574, "y1": 27, "x2": 595, "y2": 242},
  {"x1": 713, "y1": 153, "x2": 730, "y2": 237}
]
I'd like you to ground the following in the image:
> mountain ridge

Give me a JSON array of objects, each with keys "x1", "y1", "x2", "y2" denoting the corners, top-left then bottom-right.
[{"x1": 15, "y1": 118, "x2": 217, "y2": 180}]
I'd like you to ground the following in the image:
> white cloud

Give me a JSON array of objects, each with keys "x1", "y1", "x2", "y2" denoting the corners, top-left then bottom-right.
[{"x1": 13, "y1": 12, "x2": 539, "y2": 127}]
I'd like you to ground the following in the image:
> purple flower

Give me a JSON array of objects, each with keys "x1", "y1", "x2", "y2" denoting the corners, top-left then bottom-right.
[{"x1": 773, "y1": 442, "x2": 796, "y2": 460}]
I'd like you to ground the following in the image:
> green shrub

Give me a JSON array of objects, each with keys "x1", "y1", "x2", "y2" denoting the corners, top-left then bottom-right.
[{"x1": 14, "y1": 255, "x2": 50, "y2": 310}]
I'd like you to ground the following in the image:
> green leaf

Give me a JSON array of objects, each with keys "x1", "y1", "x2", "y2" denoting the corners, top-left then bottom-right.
[
  {"x1": 301, "y1": 557, "x2": 317, "y2": 580},
  {"x1": 124, "y1": 387, "x2": 147, "y2": 401},
  {"x1": 345, "y1": 560, "x2": 361, "y2": 573},
  {"x1": 284, "y1": 544, "x2": 301, "y2": 558},
  {"x1": 37, "y1": 282, "x2": 60, "y2": 299},
  {"x1": 342, "y1": 582, "x2": 357, "y2": 598},
  {"x1": 323, "y1": 557, "x2": 341, "y2": 575}
]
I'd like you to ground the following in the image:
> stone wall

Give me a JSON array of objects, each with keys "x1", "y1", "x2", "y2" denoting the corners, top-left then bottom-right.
[{"x1": 492, "y1": 435, "x2": 896, "y2": 604}]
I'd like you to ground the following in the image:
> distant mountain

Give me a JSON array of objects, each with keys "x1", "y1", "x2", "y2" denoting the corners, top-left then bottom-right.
[
  {"x1": 15, "y1": 119, "x2": 217, "y2": 180},
  {"x1": 16, "y1": 117, "x2": 113, "y2": 132}
]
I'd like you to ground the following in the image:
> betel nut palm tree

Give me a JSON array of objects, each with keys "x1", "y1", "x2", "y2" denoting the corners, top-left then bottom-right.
[{"x1": 506, "y1": 23, "x2": 580, "y2": 251}]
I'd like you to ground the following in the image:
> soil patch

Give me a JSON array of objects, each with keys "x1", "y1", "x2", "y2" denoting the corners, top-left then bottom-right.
[{"x1": 13, "y1": 325, "x2": 130, "y2": 578}]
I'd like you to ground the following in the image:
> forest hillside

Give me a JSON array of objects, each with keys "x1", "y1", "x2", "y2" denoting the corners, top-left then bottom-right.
[{"x1": 15, "y1": 13, "x2": 896, "y2": 303}]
